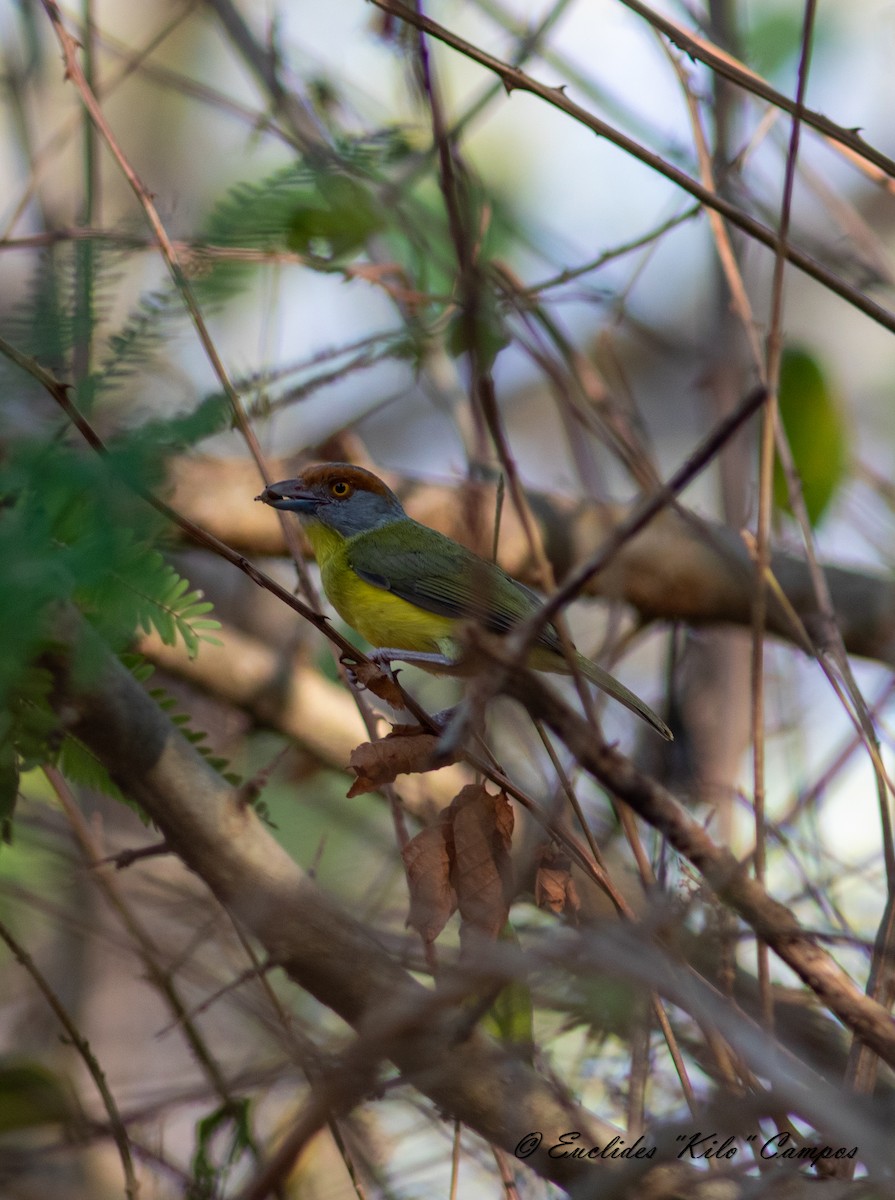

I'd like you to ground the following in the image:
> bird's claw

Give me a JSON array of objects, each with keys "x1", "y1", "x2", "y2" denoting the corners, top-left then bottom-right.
[
  {"x1": 367, "y1": 649, "x2": 401, "y2": 674},
  {"x1": 340, "y1": 653, "x2": 405, "y2": 707}
]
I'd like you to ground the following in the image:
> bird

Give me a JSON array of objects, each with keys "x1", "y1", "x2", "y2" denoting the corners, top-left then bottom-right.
[{"x1": 257, "y1": 463, "x2": 671, "y2": 740}]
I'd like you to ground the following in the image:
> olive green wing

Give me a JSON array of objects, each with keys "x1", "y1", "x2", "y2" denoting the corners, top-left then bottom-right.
[
  {"x1": 346, "y1": 521, "x2": 558, "y2": 644},
  {"x1": 347, "y1": 523, "x2": 672, "y2": 739}
]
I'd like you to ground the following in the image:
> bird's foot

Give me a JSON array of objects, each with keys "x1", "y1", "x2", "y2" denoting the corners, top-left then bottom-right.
[
  {"x1": 434, "y1": 701, "x2": 471, "y2": 762},
  {"x1": 428, "y1": 705, "x2": 459, "y2": 733},
  {"x1": 340, "y1": 653, "x2": 406, "y2": 708},
  {"x1": 368, "y1": 647, "x2": 456, "y2": 672}
]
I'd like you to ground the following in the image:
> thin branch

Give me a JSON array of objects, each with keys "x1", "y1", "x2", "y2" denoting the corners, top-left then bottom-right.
[
  {"x1": 492, "y1": 655, "x2": 895, "y2": 1067},
  {"x1": 0, "y1": 331, "x2": 362, "y2": 662},
  {"x1": 45, "y1": 606, "x2": 618, "y2": 1192},
  {"x1": 616, "y1": 0, "x2": 895, "y2": 184},
  {"x1": 46, "y1": 767, "x2": 249, "y2": 1120},
  {"x1": 751, "y1": 0, "x2": 817, "y2": 1034},
  {"x1": 0, "y1": 917, "x2": 140, "y2": 1199},
  {"x1": 524, "y1": 384, "x2": 768, "y2": 644},
  {"x1": 367, "y1": 0, "x2": 895, "y2": 338}
]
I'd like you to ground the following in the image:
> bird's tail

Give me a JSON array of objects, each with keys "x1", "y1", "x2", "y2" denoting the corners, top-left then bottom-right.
[{"x1": 576, "y1": 654, "x2": 673, "y2": 741}]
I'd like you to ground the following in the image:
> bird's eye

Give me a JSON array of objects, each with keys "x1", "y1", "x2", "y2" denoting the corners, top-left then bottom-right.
[{"x1": 330, "y1": 481, "x2": 352, "y2": 498}]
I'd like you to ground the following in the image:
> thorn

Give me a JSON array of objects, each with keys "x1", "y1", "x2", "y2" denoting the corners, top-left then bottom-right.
[{"x1": 96, "y1": 840, "x2": 170, "y2": 869}]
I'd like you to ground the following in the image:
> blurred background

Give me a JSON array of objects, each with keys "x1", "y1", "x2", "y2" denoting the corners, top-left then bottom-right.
[{"x1": 3, "y1": 0, "x2": 895, "y2": 1195}]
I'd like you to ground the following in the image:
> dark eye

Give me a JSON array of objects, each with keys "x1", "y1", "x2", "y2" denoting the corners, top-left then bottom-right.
[{"x1": 330, "y1": 481, "x2": 351, "y2": 498}]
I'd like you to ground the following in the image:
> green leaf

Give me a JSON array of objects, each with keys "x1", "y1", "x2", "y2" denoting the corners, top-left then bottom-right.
[
  {"x1": 482, "y1": 922, "x2": 534, "y2": 1056},
  {"x1": 774, "y1": 346, "x2": 848, "y2": 527},
  {"x1": 745, "y1": 5, "x2": 838, "y2": 78},
  {"x1": 446, "y1": 287, "x2": 509, "y2": 372},
  {"x1": 80, "y1": 542, "x2": 221, "y2": 657},
  {"x1": 189, "y1": 1098, "x2": 254, "y2": 1200},
  {"x1": 57, "y1": 734, "x2": 129, "y2": 808},
  {"x1": 207, "y1": 144, "x2": 398, "y2": 269},
  {"x1": 744, "y1": 9, "x2": 804, "y2": 76},
  {"x1": 0, "y1": 741, "x2": 19, "y2": 845},
  {"x1": 147, "y1": 686, "x2": 239, "y2": 786},
  {"x1": 561, "y1": 975, "x2": 649, "y2": 1041},
  {"x1": 4, "y1": 668, "x2": 55, "y2": 768},
  {"x1": 286, "y1": 174, "x2": 385, "y2": 260},
  {"x1": 0, "y1": 1061, "x2": 79, "y2": 1133}
]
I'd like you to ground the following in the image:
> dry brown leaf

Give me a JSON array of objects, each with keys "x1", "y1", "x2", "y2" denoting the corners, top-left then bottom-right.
[
  {"x1": 399, "y1": 785, "x2": 516, "y2": 950},
  {"x1": 344, "y1": 658, "x2": 407, "y2": 708},
  {"x1": 347, "y1": 729, "x2": 444, "y2": 796},
  {"x1": 534, "y1": 845, "x2": 581, "y2": 921},
  {"x1": 402, "y1": 820, "x2": 457, "y2": 944},
  {"x1": 450, "y1": 784, "x2": 514, "y2": 944}
]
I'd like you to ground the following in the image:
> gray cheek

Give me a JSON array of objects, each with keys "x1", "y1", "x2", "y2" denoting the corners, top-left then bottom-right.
[{"x1": 322, "y1": 505, "x2": 358, "y2": 537}]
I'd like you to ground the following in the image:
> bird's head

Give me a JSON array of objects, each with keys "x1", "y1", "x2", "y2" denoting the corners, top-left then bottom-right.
[{"x1": 257, "y1": 463, "x2": 406, "y2": 536}]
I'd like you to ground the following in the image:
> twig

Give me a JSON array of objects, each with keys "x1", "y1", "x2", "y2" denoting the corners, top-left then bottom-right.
[
  {"x1": 47, "y1": 768, "x2": 252, "y2": 1123},
  {"x1": 0, "y1": 916, "x2": 140, "y2": 1199},
  {"x1": 616, "y1": 0, "x2": 895, "y2": 183},
  {"x1": 368, "y1": 0, "x2": 895, "y2": 337},
  {"x1": 527, "y1": 384, "x2": 768, "y2": 644},
  {"x1": 495, "y1": 657, "x2": 895, "y2": 1067}
]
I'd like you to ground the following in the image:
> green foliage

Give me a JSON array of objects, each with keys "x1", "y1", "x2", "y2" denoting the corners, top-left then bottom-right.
[
  {"x1": 744, "y1": 2, "x2": 839, "y2": 78},
  {"x1": 391, "y1": 170, "x2": 520, "y2": 301},
  {"x1": 49, "y1": 137, "x2": 427, "y2": 416},
  {"x1": 0, "y1": 742, "x2": 18, "y2": 844},
  {"x1": 4, "y1": 669, "x2": 58, "y2": 772},
  {"x1": 1, "y1": 660, "x2": 238, "y2": 841},
  {"x1": 92, "y1": 284, "x2": 188, "y2": 409},
  {"x1": 773, "y1": 345, "x2": 848, "y2": 527},
  {"x1": 205, "y1": 137, "x2": 520, "y2": 356},
  {"x1": 0, "y1": 1060, "x2": 80, "y2": 1133},
  {"x1": 559, "y1": 973, "x2": 649, "y2": 1043},
  {"x1": 744, "y1": 7, "x2": 805, "y2": 76},
  {"x1": 1, "y1": 243, "x2": 133, "y2": 415},
  {"x1": 2, "y1": 670, "x2": 60, "y2": 834},
  {"x1": 0, "y1": 437, "x2": 224, "y2": 837},
  {"x1": 150, "y1": 681, "x2": 241, "y2": 786},
  {"x1": 446, "y1": 285, "x2": 510, "y2": 373},
  {"x1": 206, "y1": 134, "x2": 411, "y2": 269},
  {"x1": 79, "y1": 542, "x2": 222, "y2": 659},
  {"x1": 5, "y1": 134, "x2": 526, "y2": 436},
  {"x1": 0, "y1": 126, "x2": 526, "y2": 847},
  {"x1": 0, "y1": 439, "x2": 220, "y2": 663},
  {"x1": 0, "y1": 664, "x2": 131, "y2": 833},
  {"x1": 58, "y1": 734, "x2": 128, "y2": 805},
  {"x1": 131, "y1": 392, "x2": 233, "y2": 456},
  {"x1": 188, "y1": 1098, "x2": 255, "y2": 1200},
  {"x1": 483, "y1": 921, "x2": 534, "y2": 1056},
  {"x1": 287, "y1": 174, "x2": 386, "y2": 259}
]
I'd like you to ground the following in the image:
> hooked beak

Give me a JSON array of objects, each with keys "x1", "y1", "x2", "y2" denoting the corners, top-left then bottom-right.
[{"x1": 255, "y1": 478, "x2": 317, "y2": 514}]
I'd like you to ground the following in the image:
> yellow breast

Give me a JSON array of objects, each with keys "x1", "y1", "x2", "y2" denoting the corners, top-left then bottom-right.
[{"x1": 304, "y1": 519, "x2": 457, "y2": 654}]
